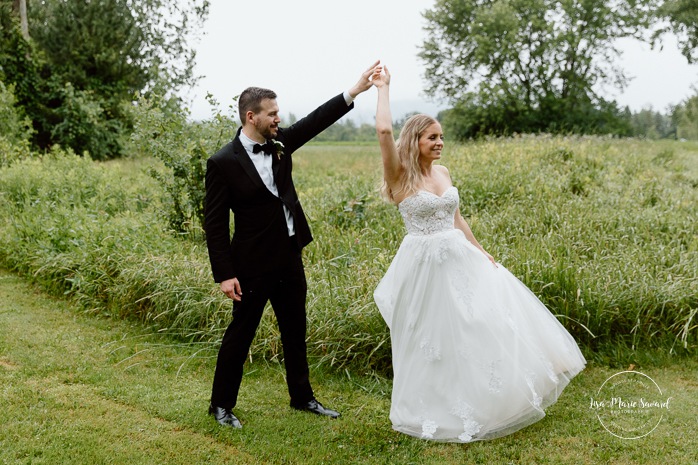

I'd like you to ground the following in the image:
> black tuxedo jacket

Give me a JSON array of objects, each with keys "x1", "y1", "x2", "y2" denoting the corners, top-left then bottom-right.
[{"x1": 204, "y1": 93, "x2": 353, "y2": 282}]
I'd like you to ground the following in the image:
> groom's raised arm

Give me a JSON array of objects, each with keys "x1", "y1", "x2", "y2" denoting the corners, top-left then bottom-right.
[{"x1": 280, "y1": 61, "x2": 380, "y2": 152}]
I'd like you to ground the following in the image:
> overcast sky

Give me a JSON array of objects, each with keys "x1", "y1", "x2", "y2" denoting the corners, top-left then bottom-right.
[{"x1": 182, "y1": 0, "x2": 698, "y2": 122}]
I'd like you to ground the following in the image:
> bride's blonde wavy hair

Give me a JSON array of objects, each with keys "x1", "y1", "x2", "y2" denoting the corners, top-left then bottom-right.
[{"x1": 381, "y1": 114, "x2": 439, "y2": 203}]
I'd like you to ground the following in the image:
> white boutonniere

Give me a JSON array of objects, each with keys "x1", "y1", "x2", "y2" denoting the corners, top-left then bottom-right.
[{"x1": 272, "y1": 140, "x2": 285, "y2": 160}]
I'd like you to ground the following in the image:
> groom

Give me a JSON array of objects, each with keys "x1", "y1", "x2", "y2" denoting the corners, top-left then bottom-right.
[{"x1": 204, "y1": 61, "x2": 379, "y2": 428}]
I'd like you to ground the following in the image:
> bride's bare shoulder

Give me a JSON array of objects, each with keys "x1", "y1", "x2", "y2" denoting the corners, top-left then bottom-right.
[{"x1": 434, "y1": 164, "x2": 450, "y2": 176}]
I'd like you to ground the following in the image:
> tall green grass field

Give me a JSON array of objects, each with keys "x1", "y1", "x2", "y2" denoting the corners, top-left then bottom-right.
[{"x1": 0, "y1": 136, "x2": 695, "y2": 372}]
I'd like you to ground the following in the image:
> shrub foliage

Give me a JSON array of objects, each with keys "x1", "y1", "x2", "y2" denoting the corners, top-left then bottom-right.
[
  {"x1": 0, "y1": 138, "x2": 695, "y2": 373},
  {"x1": 126, "y1": 93, "x2": 236, "y2": 235}
]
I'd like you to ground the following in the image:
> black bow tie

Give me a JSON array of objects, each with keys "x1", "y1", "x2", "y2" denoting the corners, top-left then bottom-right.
[{"x1": 252, "y1": 141, "x2": 275, "y2": 155}]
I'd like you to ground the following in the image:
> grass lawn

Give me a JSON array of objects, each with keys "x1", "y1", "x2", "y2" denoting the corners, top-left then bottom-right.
[{"x1": 1, "y1": 269, "x2": 696, "y2": 464}]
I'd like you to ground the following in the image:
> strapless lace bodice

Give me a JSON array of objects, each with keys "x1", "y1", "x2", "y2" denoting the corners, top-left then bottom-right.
[{"x1": 398, "y1": 186, "x2": 458, "y2": 236}]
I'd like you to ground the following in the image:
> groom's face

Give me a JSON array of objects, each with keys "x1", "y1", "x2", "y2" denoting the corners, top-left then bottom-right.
[{"x1": 252, "y1": 98, "x2": 281, "y2": 140}]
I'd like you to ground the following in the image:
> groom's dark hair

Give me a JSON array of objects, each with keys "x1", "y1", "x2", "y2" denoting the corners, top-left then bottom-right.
[{"x1": 239, "y1": 87, "x2": 277, "y2": 124}]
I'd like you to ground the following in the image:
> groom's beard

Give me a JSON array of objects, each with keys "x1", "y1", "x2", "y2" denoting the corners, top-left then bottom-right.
[{"x1": 255, "y1": 121, "x2": 278, "y2": 140}]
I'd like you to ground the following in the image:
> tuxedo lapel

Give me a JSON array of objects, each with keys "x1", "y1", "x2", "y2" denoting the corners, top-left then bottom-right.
[
  {"x1": 271, "y1": 149, "x2": 283, "y2": 188},
  {"x1": 232, "y1": 134, "x2": 267, "y2": 190}
]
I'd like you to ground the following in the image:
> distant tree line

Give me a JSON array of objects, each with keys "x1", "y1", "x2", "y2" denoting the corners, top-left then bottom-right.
[{"x1": 313, "y1": 102, "x2": 697, "y2": 142}]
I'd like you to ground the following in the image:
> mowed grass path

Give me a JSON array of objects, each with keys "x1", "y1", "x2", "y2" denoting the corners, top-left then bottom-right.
[{"x1": 1, "y1": 269, "x2": 696, "y2": 465}]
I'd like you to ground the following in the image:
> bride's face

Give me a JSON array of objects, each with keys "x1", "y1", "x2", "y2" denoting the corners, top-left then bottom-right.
[{"x1": 418, "y1": 123, "x2": 444, "y2": 161}]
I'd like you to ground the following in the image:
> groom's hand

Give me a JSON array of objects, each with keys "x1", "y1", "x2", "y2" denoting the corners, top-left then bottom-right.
[
  {"x1": 348, "y1": 60, "x2": 382, "y2": 98},
  {"x1": 221, "y1": 278, "x2": 242, "y2": 301}
]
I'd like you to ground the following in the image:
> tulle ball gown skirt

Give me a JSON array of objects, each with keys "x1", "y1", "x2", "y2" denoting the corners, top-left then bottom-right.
[{"x1": 374, "y1": 229, "x2": 586, "y2": 442}]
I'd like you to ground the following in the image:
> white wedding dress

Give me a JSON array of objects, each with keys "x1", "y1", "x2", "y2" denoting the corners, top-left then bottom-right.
[{"x1": 374, "y1": 186, "x2": 586, "y2": 442}]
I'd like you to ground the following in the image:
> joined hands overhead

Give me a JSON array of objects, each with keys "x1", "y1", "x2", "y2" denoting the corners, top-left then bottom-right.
[
  {"x1": 371, "y1": 64, "x2": 390, "y2": 88},
  {"x1": 349, "y1": 60, "x2": 390, "y2": 97}
]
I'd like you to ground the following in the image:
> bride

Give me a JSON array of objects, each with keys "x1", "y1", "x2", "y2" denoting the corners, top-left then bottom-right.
[{"x1": 371, "y1": 65, "x2": 587, "y2": 442}]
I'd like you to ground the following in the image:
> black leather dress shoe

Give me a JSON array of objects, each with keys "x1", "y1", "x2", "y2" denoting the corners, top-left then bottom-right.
[
  {"x1": 208, "y1": 404, "x2": 242, "y2": 428},
  {"x1": 291, "y1": 399, "x2": 341, "y2": 418}
]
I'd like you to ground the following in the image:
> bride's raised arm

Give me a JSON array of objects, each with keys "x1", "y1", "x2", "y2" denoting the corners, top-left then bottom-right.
[{"x1": 373, "y1": 66, "x2": 402, "y2": 189}]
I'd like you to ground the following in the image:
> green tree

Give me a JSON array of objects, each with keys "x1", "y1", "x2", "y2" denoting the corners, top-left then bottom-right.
[
  {"x1": 0, "y1": 81, "x2": 33, "y2": 166},
  {"x1": 0, "y1": 1, "x2": 42, "y2": 138},
  {"x1": 11, "y1": 0, "x2": 28, "y2": 39},
  {"x1": 30, "y1": 0, "x2": 208, "y2": 101},
  {"x1": 0, "y1": 0, "x2": 209, "y2": 159},
  {"x1": 675, "y1": 90, "x2": 698, "y2": 139},
  {"x1": 657, "y1": 0, "x2": 698, "y2": 63},
  {"x1": 0, "y1": 81, "x2": 31, "y2": 143},
  {"x1": 419, "y1": 0, "x2": 657, "y2": 138}
]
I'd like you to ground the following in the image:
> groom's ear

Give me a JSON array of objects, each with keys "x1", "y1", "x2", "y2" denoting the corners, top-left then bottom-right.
[{"x1": 244, "y1": 110, "x2": 256, "y2": 126}]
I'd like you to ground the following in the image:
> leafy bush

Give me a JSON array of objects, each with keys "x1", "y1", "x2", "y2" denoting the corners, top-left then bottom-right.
[
  {"x1": 0, "y1": 82, "x2": 32, "y2": 142},
  {"x1": 126, "y1": 93, "x2": 236, "y2": 235},
  {"x1": 50, "y1": 83, "x2": 125, "y2": 161},
  {"x1": 0, "y1": 81, "x2": 33, "y2": 167}
]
